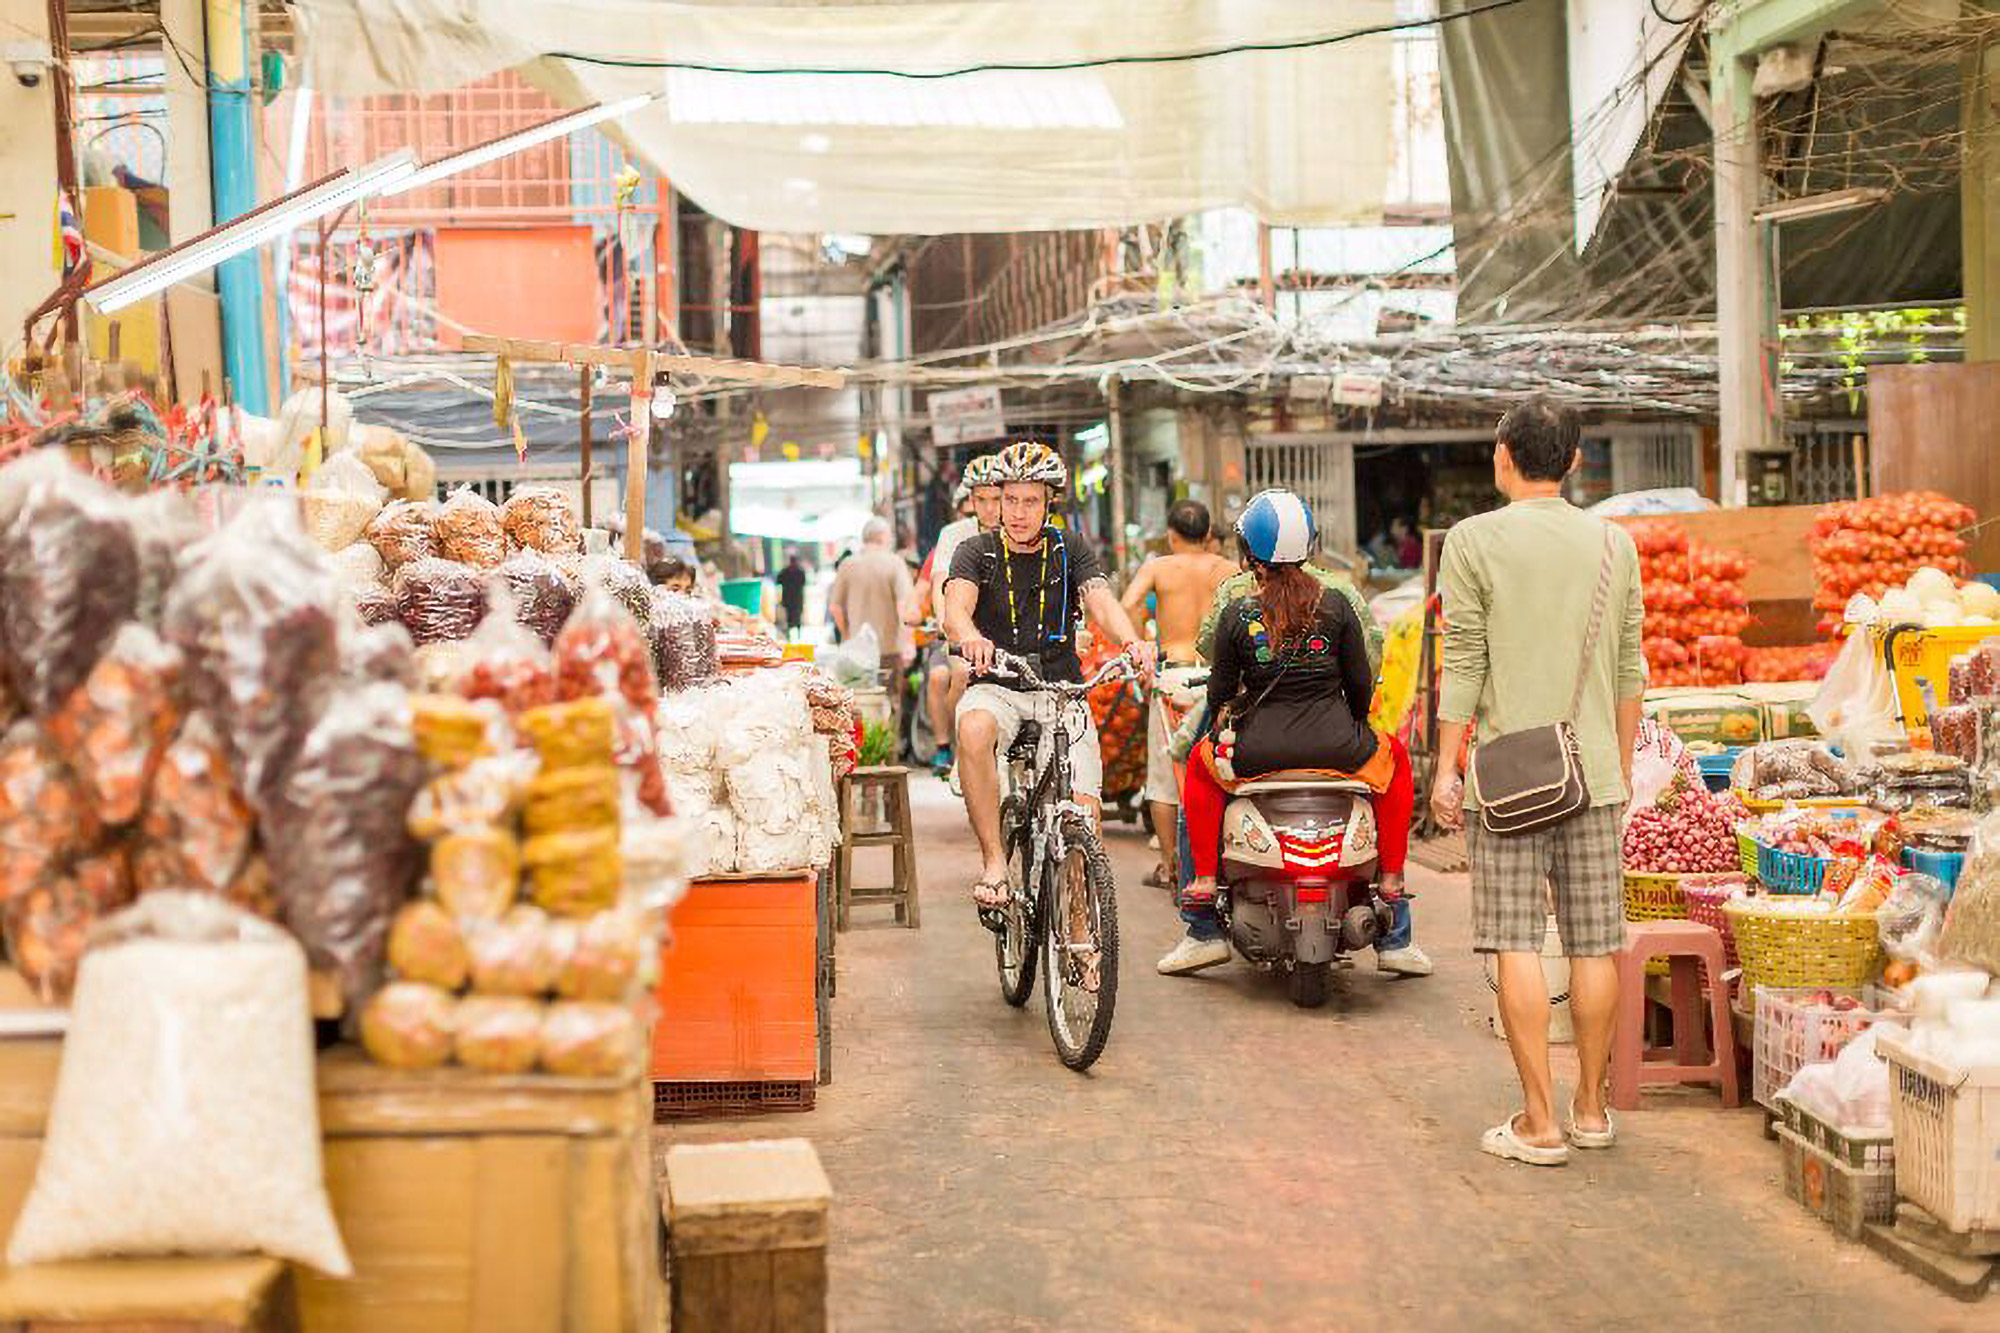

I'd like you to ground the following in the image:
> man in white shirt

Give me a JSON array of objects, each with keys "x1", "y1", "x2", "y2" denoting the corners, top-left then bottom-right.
[{"x1": 905, "y1": 455, "x2": 1001, "y2": 772}]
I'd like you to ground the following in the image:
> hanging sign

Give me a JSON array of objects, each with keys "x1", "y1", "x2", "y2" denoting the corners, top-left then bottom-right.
[{"x1": 928, "y1": 385, "x2": 1006, "y2": 447}]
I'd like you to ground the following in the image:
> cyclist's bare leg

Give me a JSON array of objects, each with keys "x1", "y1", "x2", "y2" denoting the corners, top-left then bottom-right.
[
  {"x1": 924, "y1": 662, "x2": 953, "y2": 748},
  {"x1": 957, "y1": 709, "x2": 1008, "y2": 888},
  {"x1": 945, "y1": 658, "x2": 971, "y2": 714}
]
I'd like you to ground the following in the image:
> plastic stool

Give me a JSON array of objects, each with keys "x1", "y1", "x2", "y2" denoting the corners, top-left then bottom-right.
[
  {"x1": 836, "y1": 766, "x2": 918, "y2": 930},
  {"x1": 1609, "y1": 919, "x2": 1742, "y2": 1111}
]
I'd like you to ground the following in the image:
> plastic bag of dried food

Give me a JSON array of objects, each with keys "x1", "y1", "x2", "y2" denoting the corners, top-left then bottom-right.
[
  {"x1": 0, "y1": 722, "x2": 104, "y2": 869},
  {"x1": 339, "y1": 616, "x2": 415, "y2": 688},
  {"x1": 411, "y1": 641, "x2": 469, "y2": 692},
  {"x1": 163, "y1": 500, "x2": 341, "y2": 814},
  {"x1": 713, "y1": 669, "x2": 811, "y2": 768},
  {"x1": 406, "y1": 753, "x2": 533, "y2": 840},
  {"x1": 430, "y1": 828, "x2": 520, "y2": 921},
  {"x1": 300, "y1": 452, "x2": 386, "y2": 553},
  {"x1": 137, "y1": 713, "x2": 253, "y2": 896},
  {"x1": 526, "y1": 765, "x2": 621, "y2": 835},
  {"x1": 128, "y1": 490, "x2": 201, "y2": 628},
  {"x1": 500, "y1": 485, "x2": 580, "y2": 555},
  {"x1": 577, "y1": 554, "x2": 655, "y2": 633},
  {"x1": 455, "y1": 995, "x2": 543, "y2": 1073},
  {"x1": 351, "y1": 585, "x2": 400, "y2": 627},
  {"x1": 386, "y1": 899, "x2": 469, "y2": 990},
  {"x1": 0, "y1": 461, "x2": 140, "y2": 717},
  {"x1": 365, "y1": 499, "x2": 439, "y2": 570},
  {"x1": 650, "y1": 589, "x2": 718, "y2": 691},
  {"x1": 495, "y1": 549, "x2": 576, "y2": 645},
  {"x1": 359, "y1": 981, "x2": 455, "y2": 1069},
  {"x1": 523, "y1": 829, "x2": 621, "y2": 917},
  {"x1": 555, "y1": 585, "x2": 658, "y2": 711},
  {"x1": 554, "y1": 909, "x2": 645, "y2": 1001},
  {"x1": 329, "y1": 541, "x2": 386, "y2": 593},
  {"x1": 411, "y1": 694, "x2": 506, "y2": 768},
  {"x1": 1939, "y1": 809, "x2": 2000, "y2": 973},
  {"x1": 266, "y1": 683, "x2": 426, "y2": 1002},
  {"x1": 8, "y1": 893, "x2": 351, "y2": 1274},
  {"x1": 393, "y1": 557, "x2": 487, "y2": 646},
  {"x1": 465, "y1": 904, "x2": 561, "y2": 996},
  {"x1": 45, "y1": 624, "x2": 183, "y2": 825},
  {"x1": 519, "y1": 697, "x2": 615, "y2": 768},
  {"x1": 541, "y1": 1002, "x2": 638, "y2": 1076},
  {"x1": 434, "y1": 487, "x2": 506, "y2": 569},
  {"x1": 3, "y1": 848, "x2": 136, "y2": 1003},
  {"x1": 455, "y1": 587, "x2": 556, "y2": 714}
]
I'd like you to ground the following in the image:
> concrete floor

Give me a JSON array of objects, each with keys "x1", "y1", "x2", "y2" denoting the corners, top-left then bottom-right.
[{"x1": 661, "y1": 780, "x2": 1979, "y2": 1331}]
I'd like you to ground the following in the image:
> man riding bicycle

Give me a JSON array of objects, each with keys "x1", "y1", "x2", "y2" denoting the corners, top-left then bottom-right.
[{"x1": 941, "y1": 441, "x2": 1156, "y2": 909}]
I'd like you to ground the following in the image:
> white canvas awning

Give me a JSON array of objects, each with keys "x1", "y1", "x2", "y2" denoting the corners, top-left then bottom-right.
[{"x1": 291, "y1": 0, "x2": 1399, "y2": 234}]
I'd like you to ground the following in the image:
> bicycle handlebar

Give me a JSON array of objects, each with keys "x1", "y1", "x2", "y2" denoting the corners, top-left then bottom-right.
[{"x1": 946, "y1": 644, "x2": 1138, "y2": 694}]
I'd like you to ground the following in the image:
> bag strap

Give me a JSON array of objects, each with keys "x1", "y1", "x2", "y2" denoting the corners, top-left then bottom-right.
[{"x1": 1564, "y1": 526, "x2": 1620, "y2": 724}]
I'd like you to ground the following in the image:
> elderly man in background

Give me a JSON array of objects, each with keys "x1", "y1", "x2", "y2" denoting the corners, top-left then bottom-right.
[{"x1": 830, "y1": 517, "x2": 917, "y2": 726}]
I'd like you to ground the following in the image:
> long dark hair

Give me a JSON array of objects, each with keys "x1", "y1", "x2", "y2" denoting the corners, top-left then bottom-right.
[{"x1": 1252, "y1": 560, "x2": 1322, "y2": 652}]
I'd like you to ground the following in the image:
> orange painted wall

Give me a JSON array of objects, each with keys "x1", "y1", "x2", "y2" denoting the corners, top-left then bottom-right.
[{"x1": 433, "y1": 226, "x2": 599, "y2": 347}]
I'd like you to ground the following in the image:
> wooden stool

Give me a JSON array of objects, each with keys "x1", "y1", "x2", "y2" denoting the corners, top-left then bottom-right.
[
  {"x1": 666, "y1": 1138, "x2": 831, "y2": 1333},
  {"x1": 835, "y1": 766, "x2": 917, "y2": 930},
  {"x1": 0, "y1": 1256, "x2": 298, "y2": 1331},
  {"x1": 1610, "y1": 920, "x2": 1742, "y2": 1111}
]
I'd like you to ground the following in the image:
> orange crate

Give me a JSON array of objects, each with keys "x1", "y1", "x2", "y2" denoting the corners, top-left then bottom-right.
[{"x1": 652, "y1": 873, "x2": 819, "y2": 1083}]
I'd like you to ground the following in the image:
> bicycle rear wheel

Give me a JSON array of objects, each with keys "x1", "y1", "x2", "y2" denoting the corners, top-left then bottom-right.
[
  {"x1": 995, "y1": 796, "x2": 1038, "y2": 1007},
  {"x1": 1042, "y1": 818, "x2": 1118, "y2": 1071}
]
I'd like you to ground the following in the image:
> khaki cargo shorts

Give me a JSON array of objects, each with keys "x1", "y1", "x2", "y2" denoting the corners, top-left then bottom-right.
[{"x1": 958, "y1": 682, "x2": 1102, "y2": 800}]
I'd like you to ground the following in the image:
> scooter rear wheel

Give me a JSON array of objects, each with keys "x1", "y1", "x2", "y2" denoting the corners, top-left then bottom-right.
[{"x1": 1289, "y1": 960, "x2": 1330, "y2": 1009}]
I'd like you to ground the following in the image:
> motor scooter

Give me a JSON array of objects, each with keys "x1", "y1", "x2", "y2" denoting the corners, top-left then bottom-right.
[{"x1": 1215, "y1": 773, "x2": 1400, "y2": 1008}]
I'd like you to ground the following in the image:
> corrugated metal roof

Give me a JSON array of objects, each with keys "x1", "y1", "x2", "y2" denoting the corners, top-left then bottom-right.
[{"x1": 663, "y1": 68, "x2": 1123, "y2": 131}]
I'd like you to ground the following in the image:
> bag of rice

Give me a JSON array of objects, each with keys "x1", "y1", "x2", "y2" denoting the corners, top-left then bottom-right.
[{"x1": 5, "y1": 892, "x2": 351, "y2": 1275}]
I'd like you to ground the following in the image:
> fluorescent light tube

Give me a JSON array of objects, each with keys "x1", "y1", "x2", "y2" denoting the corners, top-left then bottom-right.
[
  {"x1": 86, "y1": 150, "x2": 418, "y2": 312},
  {"x1": 384, "y1": 94, "x2": 659, "y2": 197}
]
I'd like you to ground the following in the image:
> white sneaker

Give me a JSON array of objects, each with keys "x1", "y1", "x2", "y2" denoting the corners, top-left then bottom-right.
[
  {"x1": 1376, "y1": 944, "x2": 1434, "y2": 977},
  {"x1": 1157, "y1": 935, "x2": 1231, "y2": 976}
]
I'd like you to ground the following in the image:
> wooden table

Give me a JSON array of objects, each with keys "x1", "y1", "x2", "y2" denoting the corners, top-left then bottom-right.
[{"x1": 0, "y1": 1040, "x2": 665, "y2": 1333}]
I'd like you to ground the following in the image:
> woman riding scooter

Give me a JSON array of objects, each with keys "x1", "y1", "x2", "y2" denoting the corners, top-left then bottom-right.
[{"x1": 1180, "y1": 489, "x2": 1415, "y2": 916}]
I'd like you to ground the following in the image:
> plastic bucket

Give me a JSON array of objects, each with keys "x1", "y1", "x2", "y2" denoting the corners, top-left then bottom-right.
[
  {"x1": 720, "y1": 578, "x2": 766, "y2": 615},
  {"x1": 1485, "y1": 914, "x2": 1574, "y2": 1045}
]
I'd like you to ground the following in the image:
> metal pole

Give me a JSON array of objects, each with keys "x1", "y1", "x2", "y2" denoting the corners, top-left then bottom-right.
[
  {"x1": 1106, "y1": 375, "x2": 1130, "y2": 574},
  {"x1": 318, "y1": 214, "x2": 329, "y2": 448},
  {"x1": 1713, "y1": 37, "x2": 1772, "y2": 505},
  {"x1": 579, "y1": 364, "x2": 594, "y2": 527}
]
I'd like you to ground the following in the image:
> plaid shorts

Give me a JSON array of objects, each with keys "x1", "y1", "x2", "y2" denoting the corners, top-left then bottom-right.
[{"x1": 1468, "y1": 803, "x2": 1627, "y2": 956}]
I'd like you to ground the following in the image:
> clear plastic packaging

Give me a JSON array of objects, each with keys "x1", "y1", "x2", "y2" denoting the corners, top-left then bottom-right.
[
  {"x1": 0, "y1": 462, "x2": 140, "y2": 716},
  {"x1": 3, "y1": 858, "x2": 138, "y2": 1003},
  {"x1": 434, "y1": 487, "x2": 507, "y2": 569},
  {"x1": 495, "y1": 549, "x2": 576, "y2": 645},
  {"x1": 0, "y1": 721, "x2": 103, "y2": 866},
  {"x1": 386, "y1": 899, "x2": 469, "y2": 990},
  {"x1": 554, "y1": 586, "x2": 658, "y2": 711},
  {"x1": 351, "y1": 585, "x2": 400, "y2": 627},
  {"x1": 454, "y1": 589, "x2": 556, "y2": 714},
  {"x1": 5, "y1": 892, "x2": 352, "y2": 1275},
  {"x1": 650, "y1": 589, "x2": 718, "y2": 691},
  {"x1": 137, "y1": 713, "x2": 255, "y2": 896},
  {"x1": 1939, "y1": 809, "x2": 2000, "y2": 973},
  {"x1": 359, "y1": 980, "x2": 456, "y2": 1069},
  {"x1": 554, "y1": 909, "x2": 645, "y2": 1001},
  {"x1": 577, "y1": 554, "x2": 655, "y2": 633},
  {"x1": 328, "y1": 541, "x2": 386, "y2": 594},
  {"x1": 364, "y1": 499, "x2": 440, "y2": 570},
  {"x1": 163, "y1": 501, "x2": 342, "y2": 814},
  {"x1": 300, "y1": 452, "x2": 386, "y2": 552},
  {"x1": 465, "y1": 904, "x2": 561, "y2": 995},
  {"x1": 393, "y1": 556, "x2": 487, "y2": 646},
  {"x1": 522, "y1": 829, "x2": 621, "y2": 917},
  {"x1": 499, "y1": 486, "x2": 580, "y2": 555},
  {"x1": 339, "y1": 617, "x2": 416, "y2": 688},
  {"x1": 127, "y1": 489, "x2": 201, "y2": 628},
  {"x1": 525, "y1": 765, "x2": 621, "y2": 835},
  {"x1": 410, "y1": 694, "x2": 505, "y2": 769},
  {"x1": 1931, "y1": 702, "x2": 1982, "y2": 767},
  {"x1": 266, "y1": 683, "x2": 426, "y2": 1003},
  {"x1": 405, "y1": 755, "x2": 532, "y2": 840},
  {"x1": 430, "y1": 828, "x2": 520, "y2": 921},
  {"x1": 454, "y1": 995, "x2": 543, "y2": 1073},
  {"x1": 518, "y1": 697, "x2": 616, "y2": 768},
  {"x1": 540, "y1": 1002, "x2": 639, "y2": 1076}
]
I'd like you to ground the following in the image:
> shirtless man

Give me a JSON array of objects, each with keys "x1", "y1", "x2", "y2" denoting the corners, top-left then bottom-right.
[{"x1": 1120, "y1": 500, "x2": 1237, "y2": 887}]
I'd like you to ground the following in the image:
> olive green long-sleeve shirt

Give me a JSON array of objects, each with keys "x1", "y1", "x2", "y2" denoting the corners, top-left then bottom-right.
[
  {"x1": 1196, "y1": 566, "x2": 1383, "y2": 675},
  {"x1": 1436, "y1": 497, "x2": 1647, "y2": 809}
]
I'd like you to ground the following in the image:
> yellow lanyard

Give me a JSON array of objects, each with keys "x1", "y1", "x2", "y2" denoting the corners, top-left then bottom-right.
[{"x1": 999, "y1": 531, "x2": 1051, "y2": 646}]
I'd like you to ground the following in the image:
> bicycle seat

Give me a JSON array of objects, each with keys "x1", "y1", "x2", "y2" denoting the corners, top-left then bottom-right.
[
  {"x1": 1235, "y1": 769, "x2": 1375, "y2": 795},
  {"x1": 1008, "y1": 722, "x2": 1043, "y2": 762}
]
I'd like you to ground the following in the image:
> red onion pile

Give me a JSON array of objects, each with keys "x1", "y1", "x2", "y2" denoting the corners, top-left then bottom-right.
[{"x1": 1622, "y1": 778, "x2": 1747, "y2": 875}]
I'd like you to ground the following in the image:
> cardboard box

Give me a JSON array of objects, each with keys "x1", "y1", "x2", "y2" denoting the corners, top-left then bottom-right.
[
  {"x1": 1739, "y1": 683, "x2": 1822, "y2": 740},
  {"x1": 1644, "y1": 689, "x2": 1765, "y2": 746}
]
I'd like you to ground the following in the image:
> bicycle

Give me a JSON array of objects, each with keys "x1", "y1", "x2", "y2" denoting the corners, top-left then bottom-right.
[{"x1": 956, "y1": 646, "x2": 1134, "y2": 1072}]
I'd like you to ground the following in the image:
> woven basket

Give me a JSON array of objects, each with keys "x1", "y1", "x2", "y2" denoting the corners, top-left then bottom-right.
[
  {"x1": 1723, "y1": 899, "x2": 1882, "y2": 1013},
  {"x1": 1682, "y1": 877, "x2": 1750, "y2": 977},
  {"x1": 1736, "y1": 829, "x2": 1762, "y2": 877},
  {"x1": 1623, "y1": 872, "x2": 1690, "y2": 977},
  {"x1": 1735, "y1": 796, "x2": 1874, "y2": 815}
]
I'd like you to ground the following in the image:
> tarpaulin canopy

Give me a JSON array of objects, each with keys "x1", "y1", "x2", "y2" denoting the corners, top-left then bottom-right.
[{"x1": 291, "y1": 0, "x2": 1399, "y2": 234}]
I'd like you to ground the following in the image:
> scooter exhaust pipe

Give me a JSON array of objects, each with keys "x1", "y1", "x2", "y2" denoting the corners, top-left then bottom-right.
[{"x1": 1340, "y1": 904, "x2": 1378, "y2": 951}]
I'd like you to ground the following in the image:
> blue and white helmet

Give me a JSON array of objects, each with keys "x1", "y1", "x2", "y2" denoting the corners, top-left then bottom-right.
[{"x1": 1236, "y1": 489, "x2": 1317, "y2": 565}]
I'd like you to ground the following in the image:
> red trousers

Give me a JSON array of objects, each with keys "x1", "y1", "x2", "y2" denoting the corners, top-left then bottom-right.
[{"x1": 1184, "y1": 733, "x2": 1413, "y2": 879}]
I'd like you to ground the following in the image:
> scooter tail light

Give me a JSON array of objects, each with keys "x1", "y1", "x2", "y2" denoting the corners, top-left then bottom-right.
[{"x1": 1294, "y1": 883, "x2": 1331, "y2": 904}]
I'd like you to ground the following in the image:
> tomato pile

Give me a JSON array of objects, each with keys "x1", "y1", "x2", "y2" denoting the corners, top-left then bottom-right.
[
  {"x1": 1621, "y1": 775, "x2": 1749, "y2": 875},
  {"x1": 1631, "y1": 522, "x2": 1753, "y2": 687},
  {"x1": 1742, "y1": 644, "x2": 1838, "y2": 683},
  {"x1": 1810, "y1": 491, "x2": 1974, "y2": 635}
]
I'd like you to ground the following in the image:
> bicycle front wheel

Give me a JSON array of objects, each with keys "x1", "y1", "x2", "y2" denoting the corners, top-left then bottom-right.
[
  {"x1": 1042, "y1": 818, "x2": 1118, "y2": 1071},
  {"x1": 995, "y1": 796, "x2": 1038, "y2": 1008}
]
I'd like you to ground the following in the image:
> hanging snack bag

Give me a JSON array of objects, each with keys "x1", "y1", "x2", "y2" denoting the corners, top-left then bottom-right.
[
  {"x1": 496, "y1": 549, "x2": 577, "y2": 645},
  {"x1": 525, "y1": 765, "x2": 621, "y2": 836},
  {"x1": 554, "y1": 585, "x2": 657, "y2": 712},
  {"x1": 434, "y1": 488, "x2": 507, "y2": 569},
  {"x1": 137, "y1": 713, "x2": 254, "y2": 897},
  {"x1": 650, "y1": 589, "x2": 719, "y2": 692},
  {"x1": 576, "y1": 554, "x2": 655, "y2": 633},
  {"x1": 540, "y1": 1002, "x2": 639, "y2": 1076},
  {"x1": 455, "y1": 588, "x2": 557, "y2": 714},
  {"x1": 393, "y1": 557, "x2": 487, "y2": 646},
  {"x1": 45, "y1": 624, "x2": 183, "y2": 825},
  {"x1": 518, "y1": 696, "x2": 615, "y2": 769},
  {"x1": 0, "y1": 722, "x2": 102, "y2": 872},
  {"x1": 406, "y1": 753, "x2": 532, "y2": 840},
  {"x1": 500, "y1": 486, "x2": 581, "y2": 555},
  {"x1": 365, "y1": 499, "x2": 440, "y2": 571},
  {"x1": 359, "y1": 981, "x2": 456, "y2": 1070},
  {"x1": 0, "y1": 461, "x2": 140, "y2": 718},
  {"x1": 411, "y1": 694, "x2": 506, "y2": 769}
]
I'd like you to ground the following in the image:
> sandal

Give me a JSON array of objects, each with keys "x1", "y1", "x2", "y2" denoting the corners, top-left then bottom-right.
[
  {"x1": 1479, "y1": 1115, "x2": 1569, "y2": 1168},
  {"x1": 1143, "y1": 864, "x2": 1172, "y2": 890},
  {"x1": 1567, "y1": 1101, "x2": 1617, "y2": 1150}
]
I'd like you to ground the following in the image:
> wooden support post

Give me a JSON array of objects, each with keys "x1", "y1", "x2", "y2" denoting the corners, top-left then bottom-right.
[
  {"x1": 1256, "y1": 223, "x2": 1276, "y2": 312},
  {"x1": 579, "y1": 363, "x2": 594, "y2": 528},
  {"x1": 626, "y1": 351, "x2": 652, "y2": 562},
  {"x1": 1965, "y1": 32, "x2": 2000, "y2": 362}
]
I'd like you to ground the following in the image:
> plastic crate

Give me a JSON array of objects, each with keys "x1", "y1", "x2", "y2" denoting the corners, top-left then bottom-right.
[
  {"x1": 1901, "y1": 848, "x2": 1964, "y2": 899},
  {"x1": 1878, "y1": 1026, "x2": 2000, "y2": 1233},
  {"x1": 1775, "y1": 1096, "x2": 1895, "y2": 1170},
  {"x1": 1776, "y1": 1123, "x2": 1896, "y2": 1239},
  {"x1": 653, "y1": 1078, "x2": 816, "y2": 1120},
  {"x1": 1757, "y1": 842, "x2": 1833, "y2": 895},
  {"x1": 1751, "y1": 985, "x2": 1873, "y2": 1109}
]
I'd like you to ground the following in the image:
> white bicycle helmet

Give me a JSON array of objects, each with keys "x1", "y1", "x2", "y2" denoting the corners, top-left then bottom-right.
[
  {"x1": 993, "y1": 440, "x2": 1067, "y2": 491},
  {"x1": 1236, "y1": 489, "x2": 1317, "y2": 565},
  {"x1": 964, "y1": 453, "x2": 1004, "y2": 489}
]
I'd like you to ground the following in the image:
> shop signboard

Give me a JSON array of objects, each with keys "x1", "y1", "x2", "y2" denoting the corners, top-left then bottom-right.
[{"x1": 929, "y1": 385, "x2": 1006, "y2": 447}]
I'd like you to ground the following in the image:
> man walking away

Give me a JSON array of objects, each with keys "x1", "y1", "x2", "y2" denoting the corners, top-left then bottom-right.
[
  {"x1": 775, "y1": 552, "x2": 808, "y2": 638},
  {"x1": 1120, "y1": 500, "x2": 1235, "y2": 887},
  {"x1": 1430, "y1": 394, "x2": 1645, "y2": 1168},
  {"x1": 829, "y1": 518, "x2": 916, "y2": 725}
]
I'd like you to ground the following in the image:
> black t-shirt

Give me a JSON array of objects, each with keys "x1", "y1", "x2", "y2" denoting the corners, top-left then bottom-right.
[
  {"x1": 945, "y1": 527, "x2": 1103, "y2": 683},
  {"x1": 775, "y1": 564, "x2": 807, "y2": 607}
]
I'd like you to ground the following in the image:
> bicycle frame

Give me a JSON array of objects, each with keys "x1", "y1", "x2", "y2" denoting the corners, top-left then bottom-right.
[{"x1": 995, "y1": 649, "x2": 1133, "y2": 893}]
